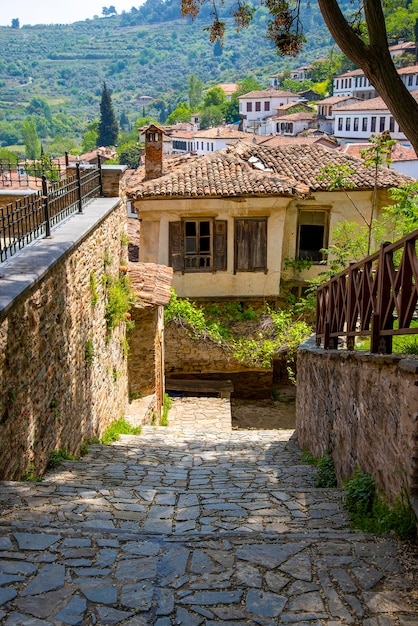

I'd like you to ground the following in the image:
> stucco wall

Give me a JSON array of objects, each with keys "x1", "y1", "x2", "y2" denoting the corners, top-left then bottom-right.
[
  {"x1": 135, "y1": 196, "x2": 287, "y2": 299},
  {"x1": 0, "y1": 201, "x2": 129, "y2": 480},
  {"x1": 296, "y1": 338, "x2": 418, "y2": 508}
]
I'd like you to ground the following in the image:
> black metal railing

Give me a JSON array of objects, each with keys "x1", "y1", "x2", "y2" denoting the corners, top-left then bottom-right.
[
  {"x1": 316, "y1": 229, "x2": 418, "y2": 353},
  {"x1": 0, "y1": 157, "x2": 63, "y2": 188},
  {"x1": 0, "y1": 161, "x2": 102, "y2": 262}
]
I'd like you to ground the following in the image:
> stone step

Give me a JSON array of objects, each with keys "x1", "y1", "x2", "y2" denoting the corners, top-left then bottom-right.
[{"x1": 0, "y1": 525, "x2": 414, "y2": 625}]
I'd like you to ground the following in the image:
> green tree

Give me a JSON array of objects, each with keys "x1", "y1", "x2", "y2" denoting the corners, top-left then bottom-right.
[
  {"x1": 166, "y1": 102, "x2": 191, "y2": 124},
  {"x1": 118, "y1": 142, "x2": 141, "y2": 168},
  {"x1": 97, "y1": 82, "x2": 119, "y2": 147},
  {"x1": 199, "y1": 105, "x2": 225, "y2": 129},
  {"x1": 203, "y1": 86, "x2": 226, "y2": 107},
  {"x1": 82, "y1": 121, "x2": 99, "y2": 153},
  {"x1": 11, "y1": 18, "x2": 19, "y2": 29},
  {"x1": 23, "y1": 118, "x2": 41, "y2": 159},
  {"x1": 188, "y1": 74, "x2": 203, "y2": 109}
]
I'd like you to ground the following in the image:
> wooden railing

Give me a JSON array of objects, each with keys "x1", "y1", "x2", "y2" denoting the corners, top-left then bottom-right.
[{"x1": 316, "y1": 229, "x2": 418, "y2": 353}]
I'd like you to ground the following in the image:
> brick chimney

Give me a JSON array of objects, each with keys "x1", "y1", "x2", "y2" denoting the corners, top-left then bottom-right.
[{"x1": 144, "y1": 124, "x2": 165, "y2": 180}]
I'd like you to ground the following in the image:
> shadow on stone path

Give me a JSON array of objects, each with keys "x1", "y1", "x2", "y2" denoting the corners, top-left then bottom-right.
[{"x1": 0, "y1": 397, "x2": 417, "y2": 625}]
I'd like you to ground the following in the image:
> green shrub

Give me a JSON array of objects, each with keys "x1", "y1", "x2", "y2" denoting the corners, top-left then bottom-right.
[
  {"x1": 105, "y1": 274, "x2": 135, "y2": 331},
  {"x1": 101, "y1": 418, "x2": 141, "y2": 444},
  {"x1": 343, "y1": 470, "x2": 417, "y2": 540},
  {"x1": 315, "y1": 453, "x2": 337, "y2": 488},
  {"x1": 85, "y1": 340, "x2": 95, "y2": 366},
  {"x1": 161, "y1": 393, "x2": 172, "y2": 427},
  {"x1": 299, "y1": 450, "x2": 337, "y2": 487},
  {"x1": 47, "y1": 448, "x2": 76, "y2": 470},
  {"x1": 21, "y1": 464, "x2": 42, "y2": 482}
]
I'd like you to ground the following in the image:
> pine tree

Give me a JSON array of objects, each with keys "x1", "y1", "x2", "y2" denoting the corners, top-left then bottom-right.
[{"x1": 97, "y1": 82, "x2": 118, "y2": 148}]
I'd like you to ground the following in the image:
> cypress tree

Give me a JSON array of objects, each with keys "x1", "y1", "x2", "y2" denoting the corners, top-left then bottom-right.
[{"x1": 97, "y1": 82, "x2": 118, "y2": 147}]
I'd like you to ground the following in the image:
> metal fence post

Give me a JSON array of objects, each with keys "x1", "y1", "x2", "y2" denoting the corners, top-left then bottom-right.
[
  {"x1": 97, "y1": 154, "x2": 103, "y2": 196},
  {"x1": 76, "y1": 162, "x2": 83, "y2": 213},
  {"x1": 42, "y1": 175, "x2": 51, "y2": 238}
]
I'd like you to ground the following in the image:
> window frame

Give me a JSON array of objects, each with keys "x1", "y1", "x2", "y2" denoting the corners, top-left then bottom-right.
[
  {"x1": 169, "y1": 218, "x2": 227, "y2": 273},
  {"x1": 296, "y1": 209, "x2": 329, "y2": 265}
]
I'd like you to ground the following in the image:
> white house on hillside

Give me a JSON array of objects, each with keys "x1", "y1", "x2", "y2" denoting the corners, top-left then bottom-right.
[
  {"x1": 333, "y1": 92, "x2": 418, "y2": 142},
  {"x1": 170, "y1": 126, "x2": 256, "y2": 155},
  {"x1": 238, "y1": 89, "x2": 300, "y2": 132},
  {"x1": 333, "y1": 65, "x2": 418, "y2": 99},
  {"x1": 316, "y1": 96, "x2": 362, "y2": 134}
]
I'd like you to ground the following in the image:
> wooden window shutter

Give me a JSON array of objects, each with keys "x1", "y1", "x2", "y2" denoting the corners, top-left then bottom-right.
[
  {"x1": 213, "y1": 220, "x2": 227, "y2": 271},
  {"x1": 169, "y1": 221, "x2": 184, "y2": 271},
  {"x1": 235, "y1": 218, "x2": 267, "y2": 272}
]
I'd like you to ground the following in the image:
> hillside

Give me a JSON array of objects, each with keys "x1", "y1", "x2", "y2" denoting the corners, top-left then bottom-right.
[{"x1": 0, "y1": 2, "x2": 333, "y2": 130}]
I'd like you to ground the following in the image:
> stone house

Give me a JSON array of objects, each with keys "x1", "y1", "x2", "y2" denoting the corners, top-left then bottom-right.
[{"x1": 125, "y1": 133, "x2": 411, "y2": 304}]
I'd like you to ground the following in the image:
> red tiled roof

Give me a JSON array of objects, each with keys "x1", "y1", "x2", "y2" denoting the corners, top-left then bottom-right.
[
  {"x1": 335, "y1": 90, "x2": 418, "y2": 112},
  {"x1": 238, "y1": 89, "x2": 297, "y2": 99},
  {"x1": 341, "y1": 142, "x2": 417, "y2": 162},
  {"x1": 232, "y1": 141, "x2": 412, "y2": 190},
  {"x1": 128, "y1": 262, "x2": 173, "y2": 307},
  {"x1": 126, "y1": 140, "x2": 411, "y2": 200},
  {"x1": 127, "y1": 150, "x2": 309, "y2": 199}
]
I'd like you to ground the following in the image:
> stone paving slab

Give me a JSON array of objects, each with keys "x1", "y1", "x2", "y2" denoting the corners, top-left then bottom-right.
[{"x1": 0, "y1": 399, "x2": 416, "y2": 624}]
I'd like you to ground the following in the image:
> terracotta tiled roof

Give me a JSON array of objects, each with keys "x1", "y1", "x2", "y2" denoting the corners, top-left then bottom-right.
[
  {"x1": 218, "y1": 83, "x2": 238, "y2": 95},
  {"x1": 317, "y1": 96, "x2": 362, "y2": 106},
  {"x1": 238, "y1": 89, "x2": 297, "y2": 99},
  {"x1": 397, "y1": 65, "x2": 418, "y2": 75},
  {"x1": 335, "y1": 68, "x2": 367, "y2": 78},
  {"x1": 126, "y1": 141, "x2": 412, "y2": 200},
  {"x1": 231, "y1": 141, "x2": 413, "y2": 190},
  {"x1": 341, "y1": 142, "x2": 417, "y2": 162},
  {"x1": 274, "y1": 112, "x2": 316, "y2": 122},
  {"x1": 127, "y1": 150, "x2": 309, "y2": 199},
  {"x1": 335, "y1": 90, "x2": 418, "y2": 112},
  {"x1": 128, "y1": 262, "x2": 173, "y2": 307},
  {"x1": 171, "y1": 126, "x2": 249, "y2": 140},
  {"x1": 258, "y1": 135, "x2": 338, "y2": 149},
  {"x1": 336, "y1": 64, "x2": 418, "y2": 78}
]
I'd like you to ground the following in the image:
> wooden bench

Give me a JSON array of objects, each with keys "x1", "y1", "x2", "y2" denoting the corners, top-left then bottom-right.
[{"x1": 165, "y1": 378, "x2": 234, "y2": 399}]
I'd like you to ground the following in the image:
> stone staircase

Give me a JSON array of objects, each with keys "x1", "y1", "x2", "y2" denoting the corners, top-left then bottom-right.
[{"x1": 0, "y1": 404, "x2": 417, "y2": 625}]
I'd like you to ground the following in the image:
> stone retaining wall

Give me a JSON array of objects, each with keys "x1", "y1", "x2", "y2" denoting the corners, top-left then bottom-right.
[
  {"x1": 0, "y1": 201, "x2": 129, "y2": 480},
  {"x1": 164, "y1": 322, "x2": 273, "y2": 399},
  {"x1": 296, "y1": 338, "x2": 418, "y2": 510}
]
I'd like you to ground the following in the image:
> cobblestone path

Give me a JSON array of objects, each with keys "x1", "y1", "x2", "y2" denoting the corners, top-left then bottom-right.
[{"x1": 0, "y1": 398, "x2": 417, "y2": 625}]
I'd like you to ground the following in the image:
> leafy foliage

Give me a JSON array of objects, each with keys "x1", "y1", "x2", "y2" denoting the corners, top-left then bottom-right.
[
  {"x1": 165, "y1": 290, "x2": 311, "y2": 372},
  {"x1": 105, "y1": 274, "x2": 135, "y2": 332},
  {"x1": 101, "y1": 418, "x2": 141, "y2": 444},
  {"x1": 300, "y1": 450, "x2": 337, "y2": 487},
  {"x1": 343, "y1": 469, "x2": 417, "y2": 540}
]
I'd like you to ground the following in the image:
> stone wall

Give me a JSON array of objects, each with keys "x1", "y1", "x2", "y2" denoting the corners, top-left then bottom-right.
[
  {"x1": 0, "y1": 201, "x2": 129, "y2": 480},
  {"x1": 164, "y1": 322, "x2": 273, "y2": 399},
  {"x1": 296, "y1": 338, "x2": 418, "y2": 509},
  {"x1": 128, "y1": 307, "x2": 158, "y2": 398}
]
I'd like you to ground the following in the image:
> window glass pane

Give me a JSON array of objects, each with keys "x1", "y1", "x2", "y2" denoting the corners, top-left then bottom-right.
[
  {"x1": 299, "y1": 225, "x2": 324, "y2": 262},
  {"x1": 185, "y1": 222, "x2": 196, "y2": 236},
  {"x1": 200, "y1": 221, "x2": 210, "y2": 236}
]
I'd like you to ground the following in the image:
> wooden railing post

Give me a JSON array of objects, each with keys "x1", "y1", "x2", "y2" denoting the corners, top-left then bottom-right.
[{"x1": 371, "y1": 241, "x2": 392, "y2": 354}]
